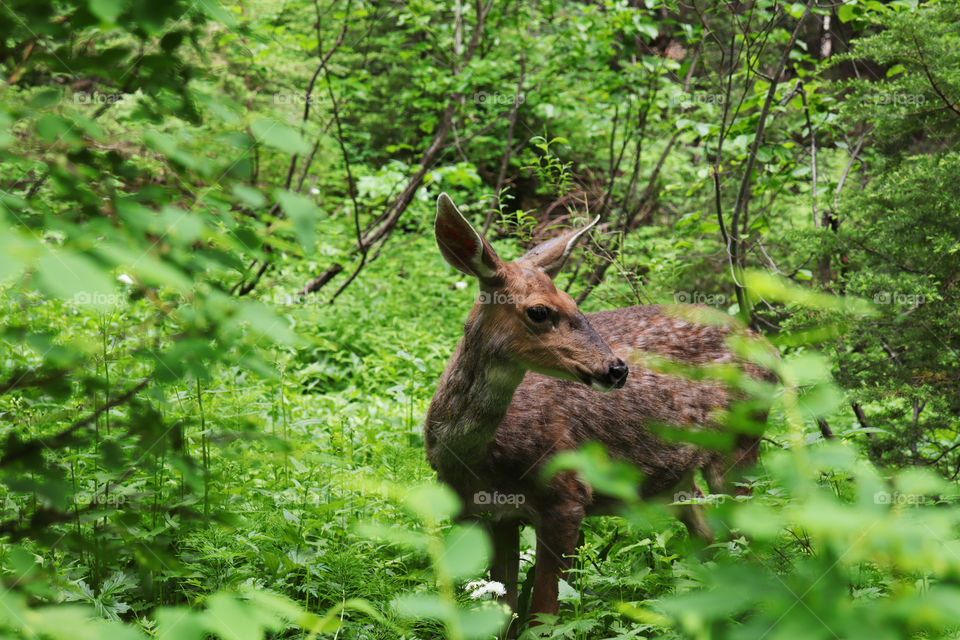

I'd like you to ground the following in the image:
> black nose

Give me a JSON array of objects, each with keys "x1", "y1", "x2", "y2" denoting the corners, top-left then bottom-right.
[{"x1": 608, "y1": 359, "x2": 628, "y2": 387}]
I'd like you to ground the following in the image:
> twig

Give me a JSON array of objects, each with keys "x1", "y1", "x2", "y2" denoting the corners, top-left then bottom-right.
[
  {"x1": 850, "y1": 401, "x2": 873, "y2": 436},
  {"x1": 799, "y1": 83, "x2": 819, "y2": 227},
  {"x1": 1, "y1": 378, "x2": 152, "y2": 466},
  {"x1": 727, "y1": 1, "x2": 814, "y2": 324},
  {"x1": 816, "y1": 418, "x2": 835, "y2": 440},
  {"x1": 833, "y1": 129, "x2": 870, "y2": 213},
  {"x1": 0, "y1": 468, "x2": 138, "y2": 538},
  {"x1": 306, "y1": 0, "x2": 496, "y2": 300},
  {"x1": 234, "y1": 0, "x2": 352, "y2": 297},
  {"x1": 0, "y1": 369, "x2": 70, "y2": 396},
  {"x1": 911, "y1": 31, "x2": 960, "y2": 118},
  {"x1": 482, "y1": 50, "x2": 527, "y2": 234},
  {"x1": 300, "y1": 263, "x2": 344, "y2": 296}
]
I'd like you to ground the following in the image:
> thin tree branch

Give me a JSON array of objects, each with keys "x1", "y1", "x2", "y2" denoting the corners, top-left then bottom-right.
[
  {"x1": 233, "y1": 0, "x2": 352, "y2": 297},
  {"x1": 304, "y1": 0, "x2": 495, "y2": 300},
  {"x1": 482, "y1": 50, "x2": 527, "y2": 234},
  {"x1": 1, "y1": 378, "x2": 152, "y2": 466},
  {"x1": 833, "y1": 128, "x2": 870, "y2": 213},
  {"x1": 911, "y1": 31, "x2": 960, "y2": 119},
  {"x1": 727, "y1": 2, "x2": 814, "y2": 325}
]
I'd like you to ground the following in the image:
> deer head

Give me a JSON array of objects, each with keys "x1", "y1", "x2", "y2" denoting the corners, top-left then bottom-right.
[{"x1": 435, "y1": 193, "x2": 628, "y2": 391}]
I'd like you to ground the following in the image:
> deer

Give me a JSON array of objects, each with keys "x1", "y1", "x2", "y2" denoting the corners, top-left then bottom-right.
[{"x1": 424, "y1": 193, "x2": 774, "y2": 627}]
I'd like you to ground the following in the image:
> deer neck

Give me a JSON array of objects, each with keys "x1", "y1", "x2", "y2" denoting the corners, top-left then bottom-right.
[{"x1": 425, "y1": 310, "x2": 526, "y2": 468}]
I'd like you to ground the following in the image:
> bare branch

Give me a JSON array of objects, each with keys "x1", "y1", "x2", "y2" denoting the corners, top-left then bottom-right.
[{"x1": 727, "y1": 1, "x2": 814, "y2": 324}]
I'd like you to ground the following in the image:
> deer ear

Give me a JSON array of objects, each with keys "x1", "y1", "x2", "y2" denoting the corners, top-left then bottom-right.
[
  {"x1": 520, "y1": 216, "x2": 599, "y2": 278},
  {"x1": 435, "y1": 193, "x2": 505, "y2": 285}
]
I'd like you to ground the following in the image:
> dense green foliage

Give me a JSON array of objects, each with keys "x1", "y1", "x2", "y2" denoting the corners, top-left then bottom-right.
[{"x1": 1, "y1": 0, "x2": 959, "y2": 638}]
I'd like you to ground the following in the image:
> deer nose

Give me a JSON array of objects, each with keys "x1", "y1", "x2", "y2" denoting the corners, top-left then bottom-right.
[{"x1": 608, "y1": 359, "x2": 628, "y2": 388}]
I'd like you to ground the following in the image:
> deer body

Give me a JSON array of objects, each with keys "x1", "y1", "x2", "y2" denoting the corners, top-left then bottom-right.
[{"x1": 425, "y1": 194, "x2": 769, "y2": 623}]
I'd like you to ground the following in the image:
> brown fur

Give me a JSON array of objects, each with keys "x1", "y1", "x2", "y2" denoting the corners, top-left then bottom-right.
[{"x1": 425, "y1": 194, "x2": 774, "y2": 625}]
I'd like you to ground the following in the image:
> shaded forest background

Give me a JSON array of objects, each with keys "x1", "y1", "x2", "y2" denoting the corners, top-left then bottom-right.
[{"x1": 1, "y1": 0, "x2": 959, "y2": 637}]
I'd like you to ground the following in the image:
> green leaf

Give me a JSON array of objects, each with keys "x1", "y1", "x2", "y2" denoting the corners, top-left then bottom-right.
[
  {"x1": 442, "y1": 525, "x2": 490, "y2": 580},
  {"x1": 404, "y1": 483, "x2": 460, "y2": 524},
  {"x1": 148, "y1": 339, "x2": 216, "y2": 381},
  {"x1": 275, "y1": 190, "x2": 319, "y2": 253},
  {"x1": 785, "y1": 2, "x2": 807, "y2": 18},
  {"x1": 745, "y1": 270, "x2": 875, "y2": 315},
  {"x1": 158, "y1": 206, "x2": 206, "y2": 244},
  {"x1": 545, "y1": 442, "x2": 641, "y2": 503},
  {"x1": 895, "y1": 467, "x2": 954, "y2": 498},
  {"x1": 886, "y1": 64, "x2": 906, "y2": 78},
  {"x1": 316, "y1": 598, "x2": 386, "y2": 633},
  {"x1": 391, "y1": 593, "x2": 453, "y2": 620},
  {"x1": 781, "y1": 352, "x2": 833, "y2": 386},
  {"x1": 353, "y1": 522, "x2": 429, "y2": 551},
  {"x1": 232, "y1": 184, "x2": 267, "y2": 208},
  {"x1": 89, "y1": 0, "x2": 127, "y2": 22},
  {"x1": 232, "y1": 301, "x2": 298, "y2": 345},
  {"x1": 196, "y1": 92, "x2": 241, "y2": 124},
  {"x1": 797, "y1": 384, "x2": 843, "y2": 418},
  {"x1": 36, "y1": 114, "x2": 80, "y2": 144},
  {"x1": 31, "y1": 88, "x2": 62, "y2": 109},
  {"x1": 156, "y1": 607, "x2": 206, "y2": 640},
  {"x1": 251, "y1": 119, "x2": 311, "y2": 156},
  {"x1": 0, "y1": 230, "x2": 33, "y2": 281},
  {"x1": 838, "y1": 3, "x2": 858, "y2": 22},
  {"x1": 0, "y1": 112, "x2": 12, "y2": 148},
  {"x1": 633, "y1": 17, "x2": 659, "y2": 40},
  {"x1": 203, "y1": 593, "x2": 277, "y2": 640},
  {"x1": 192, "y1": 0, "x2": 238, "y2": 27},
  {"x1": 458, "y1": 604, "x2": 509, "y2": 639},
  {"x1": 649, "y1": 423, "x2": 736, "y2": 450},
  {"x1": 34, "y1": 251, "x2": 117, "y2": 306}
]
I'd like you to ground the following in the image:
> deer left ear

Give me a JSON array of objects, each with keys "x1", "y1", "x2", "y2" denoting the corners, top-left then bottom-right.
[
  {"x1": 519, "y1": 216, "x2": 599, "y2": 278},
  {"x1": 435, "y1": 193, "x2": 505, "y2": 286}
]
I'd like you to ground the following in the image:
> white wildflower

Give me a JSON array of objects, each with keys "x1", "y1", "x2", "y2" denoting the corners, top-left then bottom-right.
[
  {"x1": 117, "y1": 274, "x2": 134, "y2": 285},
  {"x1": 464, "y1": 579, "x2": 506, "y2": 600},
  {"x1": 519, "y1": 550, "x2": 535, "y2": 565},
  {"x1": 454, "y1": 281, "x2": 468, "y2": 290}
]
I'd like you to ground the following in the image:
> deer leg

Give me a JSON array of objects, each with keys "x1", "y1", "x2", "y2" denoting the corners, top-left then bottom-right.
[
  {"x1": 489, "y1": 520, "x2": 519, "y2": 613},
  {"x1": 677, "y1": 502, "x2": 714, "y2": 543},
  {"x1": 529, "y1": 506, "x2": 583, "y2": 619},
  {"x1": 704, "y1": 435, "x2": 761, "y2": 496},
  {"x1": 730, "y1": 435, "x2": 761, "y2": 496},
  {"x1": 675, "y1": 476, "x2": 715, "y2": 543}
]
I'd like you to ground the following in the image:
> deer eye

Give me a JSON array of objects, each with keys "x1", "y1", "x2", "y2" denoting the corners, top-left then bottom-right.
[{"x1": 526, "y1": 306, "x2": 550, "y2": 323}]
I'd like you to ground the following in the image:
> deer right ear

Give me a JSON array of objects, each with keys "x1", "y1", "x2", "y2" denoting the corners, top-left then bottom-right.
[
  {"x1": 519, "y1": 215, "x2": 599, "y2": 278},
  {"x1": 435, "y1": 193, "x2": 505, "y2": 286}
]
